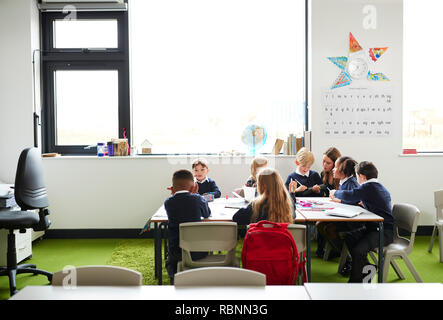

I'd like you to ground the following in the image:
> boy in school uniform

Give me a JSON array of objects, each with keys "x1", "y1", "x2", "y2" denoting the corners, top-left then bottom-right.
[
  {"x1": 164, "y1": 169, "x2": 211, "y2": 283},
  {"x1": 192, "y1": 159, "x2": 221, "y2": 199},
  {"x1": 285, "y1": 147, "x2": 323, "y2": 201},
  {"x1": 330, "y1": 161, "x2": 394, "y2": 283}
]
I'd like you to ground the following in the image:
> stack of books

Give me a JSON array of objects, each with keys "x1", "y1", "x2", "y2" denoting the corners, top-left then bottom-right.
[
  {"x1": 0, "y1": 184, "x2": 16, "y2": 208},
  {"x1": 285, "y1": 134, "x2": 304, "y2": 155}
]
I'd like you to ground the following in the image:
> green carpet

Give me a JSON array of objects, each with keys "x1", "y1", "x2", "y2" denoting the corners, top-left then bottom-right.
[{"x1": 0, "y1": 236, "x2": 441, "y2": 300}]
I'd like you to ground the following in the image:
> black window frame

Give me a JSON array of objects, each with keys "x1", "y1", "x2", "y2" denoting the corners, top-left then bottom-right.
[{"x1": 41, "y1": 11, "x2": 130, "y2": 155}]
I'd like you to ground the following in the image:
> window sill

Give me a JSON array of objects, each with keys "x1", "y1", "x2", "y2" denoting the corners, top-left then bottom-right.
[
  {"x1": 399, "y1": 153, "x2": 443, "y2": 157},
  {"x1": 42, "y1": 154, "x2": 297, "y2": 160}
]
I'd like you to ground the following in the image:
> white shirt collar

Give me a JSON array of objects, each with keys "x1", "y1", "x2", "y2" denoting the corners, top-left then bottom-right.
[
  {"x1": 339, "y1": 176, "x2": 351, "y2": 186},
  {"x1": 362, "y1": 178, "x2": 378, "y2": 185},
  {"x1": 174, "y1": 190, "x2": 189, "y2": 195},
  {"x1": 195, "y1": 177, "x2": 209, "y2": 184},
  {"x1": 296, "y1": 167, "x2": 310, "y2": 177}
]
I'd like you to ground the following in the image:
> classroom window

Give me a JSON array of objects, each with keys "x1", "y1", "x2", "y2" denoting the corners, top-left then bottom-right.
[
  {"x1": 403, "y1": 0, "x2": 443, "y2": 152},
  {"x1": 53, "y1": 19, "x2": 118, "y2": 49},
  {"x1": 41, "y1": 11, "x2": 130, "y2": 155},
  {"x1": 54, "y1": 70, "x2": 119, "y2": 145},
  {"x1": 129, "y1": 0, "x2": 307, "y2": 154}
]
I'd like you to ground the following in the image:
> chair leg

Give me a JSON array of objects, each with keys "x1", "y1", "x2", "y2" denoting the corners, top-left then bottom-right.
[
  {"x1": 16, "y1": 265, "x2": 53, "y2": 282},
  {"x1": 8, "y1": 269, "x2": 18, "y2": 296},
  {"x1": 428, "y1": 225, "x2": 437, "y2": 253},
  {"x1": 369, "y1": 251, "x2": 378, "y2": 265},
  {"x1": 382, "y1": 253, "x2": 391, "y2": 283},
  {"x1": 337, "y1": 243, "x2": 348, "y2": 273},
  {"x1": 390, "y1": 259, "x2": 405, "y2": 280},
  {"x1": 402, "y1": 255, "x2": 423, "y2": 283},
  {"x1": 323, "y1": 242, "x2": 332, "y2": 261}
]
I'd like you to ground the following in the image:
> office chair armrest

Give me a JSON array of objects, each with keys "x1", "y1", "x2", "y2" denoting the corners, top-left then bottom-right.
[{"x1": 32, "y1": 208, "x2": 51, "y2": 232}]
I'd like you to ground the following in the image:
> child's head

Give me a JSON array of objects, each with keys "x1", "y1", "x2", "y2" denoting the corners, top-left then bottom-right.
[
  {"x1": 323, "y1": 147, "x2": 341, "y2": 173},
  {"x1": 295, "y1": 147, "x2": 315, "y2": 175},
  {"x1": 172, "y1": 169, "x2": 195, "y2": 192},
  {"x1": 252, "y1": 168, "x2": 293, "y2": 224},
  {"x1": 334, "y1": 156, "x2": 358, "y2": 180},
  {"x1": 250, "y1": 157, "x2": 268, "y2": 180},
  {"x1": 192, "y1": 159, "x2": 209, "y2": 182},
  {"x1": 355, "y1": 161, "x2": 378, "y2": 184}
]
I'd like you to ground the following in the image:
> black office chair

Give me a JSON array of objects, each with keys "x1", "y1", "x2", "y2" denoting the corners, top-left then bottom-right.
[{"x1": 0, "y1": 148, "x2": 52, "y2": 296}]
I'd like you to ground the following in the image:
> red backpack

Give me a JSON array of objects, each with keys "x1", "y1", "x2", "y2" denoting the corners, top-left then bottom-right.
[{"x1": 241, "y1": 220, "x2": 306, "y2": 285}]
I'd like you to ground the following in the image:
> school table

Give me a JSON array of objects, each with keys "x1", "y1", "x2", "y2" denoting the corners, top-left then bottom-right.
[
  {"x1": 148, "y1": 198, "x2": 306, "y2": 285},
  {"x1": 295, "y1": 197, "x2": 385, "y2": 283},
  {"x1": 9, "y1": 285, "x2": 311, "y2": 300},
  {"x1": 304, "y1": 283, "x2": 443, "y2": 300}
]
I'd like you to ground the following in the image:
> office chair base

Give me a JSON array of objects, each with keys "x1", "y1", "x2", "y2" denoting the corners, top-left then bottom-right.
[{"x1": 0, "y1": 264, "x2": 53, "y2": 297}]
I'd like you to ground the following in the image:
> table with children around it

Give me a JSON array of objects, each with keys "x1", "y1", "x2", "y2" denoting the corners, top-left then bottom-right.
[
  {"x1": 295, "y1": 197, "x2": 385, "y2": 283},
  {"x1": 148, "y1": 197, "x2": 306, "y2": 285}
]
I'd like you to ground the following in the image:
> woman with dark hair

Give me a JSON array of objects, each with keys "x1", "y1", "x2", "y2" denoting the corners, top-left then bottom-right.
[
  {"x1": 318, "y1": 147, "x2": 341, "y2": 197},
  {"x1": 315, "y1": 147, "x2": 341, "y2": 258}
]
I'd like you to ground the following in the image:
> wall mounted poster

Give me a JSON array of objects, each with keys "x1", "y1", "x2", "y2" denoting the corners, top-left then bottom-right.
[
  {"x1": 323, "y1": 88, "x2": 393, "y2": 136},
  {"x1": 323, "y1": 32, "x2": 393, "y2": 137}
]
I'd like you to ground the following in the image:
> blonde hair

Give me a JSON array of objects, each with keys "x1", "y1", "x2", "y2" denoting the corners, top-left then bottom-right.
[
  {"x1": 251, "y1": 168, "x2": 293, "y2": 224},
  {"x1": 192, "y1": 158, "x2": 209, "y2": 169},
  {"x1": 296, "y1": 147, "x2": 315, "y2": 167},
  {"x1": 250, "y1": 157, "x2": 268, "y2": 180}
]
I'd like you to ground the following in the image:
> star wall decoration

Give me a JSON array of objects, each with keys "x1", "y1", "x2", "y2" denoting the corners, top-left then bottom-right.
[{"x1": 328, "y1": 32, "x2": 389, "y2": 89}]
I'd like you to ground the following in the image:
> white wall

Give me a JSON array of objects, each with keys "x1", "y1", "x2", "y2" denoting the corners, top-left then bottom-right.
[
  {"x1": 310, "y1": 0, "x2": 442, "y2": 226},
  {"x1": 42, "y1": 156, "x2": 296, "y2": 229},
  {"x1": 0, "y1": 0, "x2": 39, "y2": 183}
]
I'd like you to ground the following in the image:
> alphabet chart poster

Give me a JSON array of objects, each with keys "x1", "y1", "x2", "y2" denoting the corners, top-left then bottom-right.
[{"x1": 322, "y1": 87, "x2": 393, "y2": 137}]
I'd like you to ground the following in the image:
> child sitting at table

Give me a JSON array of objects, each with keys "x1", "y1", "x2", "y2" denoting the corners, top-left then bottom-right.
[
  {"x1": 317, "y1": 156, "x2": 361, "y2": 272},
  {"x1": 232, "y1": 168, "x2": 294, "y2": 225},
  {"x1": 285, "y1": 147, "x2": 322, "y2": 200},
  {"x1": 330, "y1": 161, "x2": 394, "y2": 283},
  {"x1": 164, "y1": 169, "x2": 211, "y2": 283},
  {"x1": 192, "y1": 158, "x2": 221, "y2": 199},
  {"x1": 246, "y1": 157, "x2": 269, "y2": 187},
  {"x1": 234, "y1": 157, "x2": 269, "y2": 197}
]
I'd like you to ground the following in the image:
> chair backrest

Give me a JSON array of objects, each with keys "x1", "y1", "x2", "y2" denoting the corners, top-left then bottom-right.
[
  {"x1": 179, "y1": 222, "x2": 238, "y2": 252},
  {"x1": 434, "y1": 190, "x2": 443, "y2": 221},
  {"x1": 392, "y1": 203, "x2": 420, "y2": 253},
  {"x1": 14, "y1": 148, "x2": 49, "y2": 210},
  {"x1": 52, "y1": 265, "x2": 142, "y2": 286},
  {"x1": 174, "y1": 267, "x2": 266, "y2": 286},
  {"x1": 287, "y1": 224, "x2": 306, "y2": 252},
  {"x1": 393, "y1": 203, "x2": 420, "y2": 234}
]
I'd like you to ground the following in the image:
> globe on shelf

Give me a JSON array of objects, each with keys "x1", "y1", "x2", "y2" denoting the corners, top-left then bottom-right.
[{"x1": 241, "y1": 124, "x2": 267, "y2": 156}]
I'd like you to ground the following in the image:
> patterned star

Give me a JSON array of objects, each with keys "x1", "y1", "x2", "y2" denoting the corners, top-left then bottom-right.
[{"x1": 328, "y1": 32, "x2": 389, "y2": 89}]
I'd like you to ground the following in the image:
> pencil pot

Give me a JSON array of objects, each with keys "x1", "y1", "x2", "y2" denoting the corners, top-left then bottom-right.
[
  {"x1": 97, "y1": 143, "x2": 105, "y2": 157},
  {"x1": 202, "y1": 193, "x2": 214, "y2": 202}
]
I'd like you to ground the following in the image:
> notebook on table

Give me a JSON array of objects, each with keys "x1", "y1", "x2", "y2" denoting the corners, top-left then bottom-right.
[{"x1": 325, "y1": 206, "x2": 364, "y2": 218}]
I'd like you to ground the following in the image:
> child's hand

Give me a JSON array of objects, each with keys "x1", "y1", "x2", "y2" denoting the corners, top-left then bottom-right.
[
  {"x1": 295, "y1": 185, "x2": 307, "y2": 192},
  {"x1": 329, "y1": 189, "x2": 336, "y2": 198},
  {"x1": 312, "y1": 185, "x2": 321, "y2": 193},
  {"x1": 331, "y1": 198, "x2": 341, "y2": 203},
  {"x1": 191, "y1": 183, "x2": 199, "y2": 194},
  {"x1": 289, "y1": 179, "x2": 300, "y2": 193}
]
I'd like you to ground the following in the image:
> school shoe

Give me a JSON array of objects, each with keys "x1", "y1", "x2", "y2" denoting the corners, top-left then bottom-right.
[{"x1": 339, "y1": 256, "x2": 352, "y2": 276}]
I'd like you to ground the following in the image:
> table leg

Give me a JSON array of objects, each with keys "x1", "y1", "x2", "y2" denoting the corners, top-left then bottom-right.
[
  {"x1": 306, "y1": 223, "x2": 312, "y2": 282},
  {"x1": 378, "y1": 222, "x2": 384, "y2": 283},
  {"x1": 154, "y1": 222, "x2": 163, "y2": 285}
]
